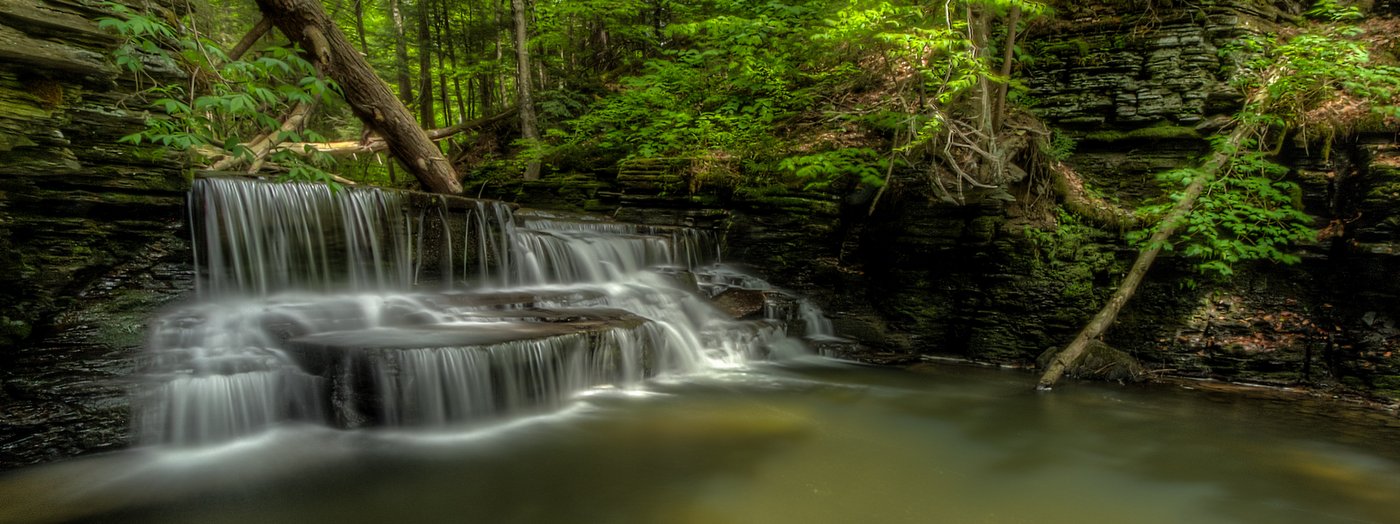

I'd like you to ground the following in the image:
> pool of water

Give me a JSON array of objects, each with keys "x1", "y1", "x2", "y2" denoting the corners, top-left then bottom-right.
[{"x1": 2, "y1": 358, "x2": 1398, "y2": 524}]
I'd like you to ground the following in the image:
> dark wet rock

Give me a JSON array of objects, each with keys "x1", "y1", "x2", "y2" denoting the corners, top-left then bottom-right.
[
  {"x1": 712, "y1": 289, "x2": 766, "y2": 319},
  {"x1": 652, "y1": 267, "x2": 701, "y2": 294}
]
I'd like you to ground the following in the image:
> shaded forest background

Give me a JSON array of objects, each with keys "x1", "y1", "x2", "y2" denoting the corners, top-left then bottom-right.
[{"x1": 108, "y1": 0, "x2": 1057, "y2": 201}]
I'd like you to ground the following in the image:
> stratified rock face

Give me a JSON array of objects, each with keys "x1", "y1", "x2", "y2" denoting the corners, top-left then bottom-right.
[
  {"x1": 1027, "y1": 1, "x2": 1303, "y2": 128},
  {"x1": 1009, "y1": 0, "x2": 1400, "y2": 394},
  {"x1": 1024, "y1": 0, "x2": 1304, "y2": 207},
  {"x1": 0, "y1": 0, "x2": 190, "y2": 469}
]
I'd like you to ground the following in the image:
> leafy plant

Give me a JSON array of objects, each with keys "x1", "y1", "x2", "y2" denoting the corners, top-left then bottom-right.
[
  {"x1": 98, "y1": 3, "x2": 341, "y2": 184},
  {"x1": 1131, "y1": 140, "x2": 1314, "y2": 278},
  {"x1": 1304, "y1": 0, "x2": 1364, "y2": 22},
  {"x1": 777, "y1": 148, "x2": 886, "y2": 190},
  {"x1": 1128, "y1": 7, "x2": 1400, "y2": 280}
]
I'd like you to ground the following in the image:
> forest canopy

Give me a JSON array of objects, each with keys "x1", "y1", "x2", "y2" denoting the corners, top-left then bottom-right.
[{"x1": 99, "y1": 0, "x2": 1048, "y2": 198}]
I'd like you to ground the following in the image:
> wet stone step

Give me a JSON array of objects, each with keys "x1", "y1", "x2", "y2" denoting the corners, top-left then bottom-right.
[
  {"x1": 419, "y1": 289, "x2": 608, "y2": 310},
  {"x1": 285, "y1": 310, "x2": 646, "y2": 354},
  {"x1": 282, "y1": 317, "x2": 656, "y2": 428}
]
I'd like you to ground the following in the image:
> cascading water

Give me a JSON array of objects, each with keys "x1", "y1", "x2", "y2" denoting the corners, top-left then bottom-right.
[{"x1": 139, "y1": 177, "x2": 831, "y2": 446}]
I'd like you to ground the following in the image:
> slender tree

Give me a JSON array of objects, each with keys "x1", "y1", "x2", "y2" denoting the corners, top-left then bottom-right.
[
  {"x1": 389, "y1": 0, "x2": 414, "y2": 104},
  {"x1": 352, "y1": 0, "x2": 368, "y2": 55},
  {"x1": 417, "y1": 0, "x2": 436, "y2": 129},
  {"x1": 510, "y1": 0, "x2": 541, "y2": 179}
]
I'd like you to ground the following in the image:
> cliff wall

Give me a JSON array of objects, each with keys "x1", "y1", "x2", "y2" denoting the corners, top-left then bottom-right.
[{"x1": 0, "y1": 0, "x2": 191, "y2": 468}]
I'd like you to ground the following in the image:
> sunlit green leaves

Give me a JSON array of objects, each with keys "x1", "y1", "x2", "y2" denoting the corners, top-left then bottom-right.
[
  {"x1": 778, "y1": 148, "x2": 887, "y2": 190},
  {"x1": 1135, "y1": 136, "x2": 1316, "y2": 276},
  {"x1": 97, "y1": 2, "x2": 343, "y2": 182}
]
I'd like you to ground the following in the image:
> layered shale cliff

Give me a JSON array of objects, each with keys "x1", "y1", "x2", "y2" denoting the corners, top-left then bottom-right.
[{"x1": 0, "y1": 0, "x2": 191, "y2": 468}]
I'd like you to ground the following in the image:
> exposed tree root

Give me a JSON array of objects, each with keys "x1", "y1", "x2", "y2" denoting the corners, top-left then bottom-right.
[{"x1": 1047, "y1": 160, "x2": 1143, "y2": 231}]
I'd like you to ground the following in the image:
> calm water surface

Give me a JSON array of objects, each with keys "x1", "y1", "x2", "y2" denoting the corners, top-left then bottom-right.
[{"x1": 2, "y1": 358, "x2": 1398, "y2": 524}]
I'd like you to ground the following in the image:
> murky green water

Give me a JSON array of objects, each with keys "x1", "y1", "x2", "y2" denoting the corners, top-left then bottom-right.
[{"x1": 3, "y1": 359, "x2": 1399, "y2": 524}]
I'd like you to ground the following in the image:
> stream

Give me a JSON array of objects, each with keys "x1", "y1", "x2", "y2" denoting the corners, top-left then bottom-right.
[
  {"x1": 1, "y1": 361, "x2": 1398, "y2": 523},
  {"x1": 2, "y1": 177, "x2": 1397, "y2": 523}
]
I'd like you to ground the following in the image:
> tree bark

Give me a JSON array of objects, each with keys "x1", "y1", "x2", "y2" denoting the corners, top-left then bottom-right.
[
  {"x1": 510, "y1": 0, "x2": 541, "y2": 180},
  {"x1": 417, "y1": 0, "x2": 436, "y2": 129},
  {"x1": 992, "y1": 5, "x2": 1021, "y2": 131},
  {"x1": 389, "y1": 0, "x2": 414, "y2": 104},
  {"x1": 433, "y1": 0, "x2": 452, "y2": 125},
  {"x1": 352, "y1": 0, "x2": 369, "y2": 55},
  {"x1": 229, "y1": 17, "x2": 274, "y2": 62},
  {"x1": 254, "y1": 0, "x2": 463, "y2": 194},
  {"x1": 209, "y1": 101, "x2": 314, "y2": 171},
  {"x1": 444, "y1": 0, "x2": 468, "y2": 120},
  {"x1": 1037, "y1": 123, "x2": 1255, "y2": 389}
]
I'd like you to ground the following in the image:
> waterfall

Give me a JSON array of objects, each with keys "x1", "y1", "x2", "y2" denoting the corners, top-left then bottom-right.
[{"x1": 139, "y1": 177, "x2": 827, "y2": 445}]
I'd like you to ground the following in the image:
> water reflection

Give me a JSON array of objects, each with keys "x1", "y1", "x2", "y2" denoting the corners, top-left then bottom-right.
[{"x1": 2, "y1": 361, "x2": 1398, "y2": 524}]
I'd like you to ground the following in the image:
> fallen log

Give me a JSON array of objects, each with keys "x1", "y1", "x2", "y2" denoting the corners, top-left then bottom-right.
[
  {"x1": 253, "y1": 0, "x2": 462, "y2": 194},
  {"x1": 272, "y1": 105, "x2": 517, "y2": 157}
]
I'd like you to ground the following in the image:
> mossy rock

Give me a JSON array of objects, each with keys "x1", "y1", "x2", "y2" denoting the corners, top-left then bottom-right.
[
  {"x1": 1079, "y1": 125, "x2": 1202, "y2": 144},
  {"x1": 1038, "y1": 340, "x2": 1147, "y2": 383}
]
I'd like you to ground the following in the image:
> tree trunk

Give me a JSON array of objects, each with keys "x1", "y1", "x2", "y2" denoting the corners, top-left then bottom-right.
[
  {"x1": 254, "y1": 0, "x2": 463, "y2": 194},
  {"x1": 433, "y1": 0, "x2": 452, "y2": 125},
  {"x1": 510, "y1": 0, "x2": 541, "y2": 180},
  {"x1": 496, "y1": 0, "x2": 507, "y2": 111},
  {"x1": 417, "y1": 0, "x2": 436, "y2": 129},
  {"x1": 209, "y1": 101, "x2": 314, "y2": 171},
  {"x1": 229, "y1": 17, "x2": 274, "y2": 62},
  {"x1": 276, "y1": 105, "x2": 518, "y2": 157},
  {"x1": 445, "y1": 3, "x2": 468, "y2": 120},
  {"x1": 1037, "y1": 123, "x2": 1255, "y2": 389},
  {"x1": 992, "y1": 5, "x2": 1021, "y2": 131},
  {"x1": 389, "y1": 0, "x2": 414, "y2": 104},
  {"x1": 352, "y1": 0, "x2": 368, "y2": 55}
]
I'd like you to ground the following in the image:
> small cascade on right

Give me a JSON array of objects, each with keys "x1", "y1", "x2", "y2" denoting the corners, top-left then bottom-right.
[
  {"x1": 137, "y1": 177, "x2": 837, "y2": 447},
  {"x1": 692, "y1": 264, "x2": 852, "y2": 359}
]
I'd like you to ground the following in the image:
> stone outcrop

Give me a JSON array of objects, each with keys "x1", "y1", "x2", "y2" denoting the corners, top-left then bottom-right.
[
  {"x1": 1012, "y1": 0, "x2": 1400, "y2": 395},
  {"x1": 0, "y1": 0, "x2": 191, "y2": 469}
]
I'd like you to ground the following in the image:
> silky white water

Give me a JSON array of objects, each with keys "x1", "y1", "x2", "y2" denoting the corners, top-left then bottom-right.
[{"x1": 140, "y1": 178, "x2": 830, "y2": 445}]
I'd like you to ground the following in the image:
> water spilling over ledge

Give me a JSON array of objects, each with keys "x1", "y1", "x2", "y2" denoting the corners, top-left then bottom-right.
[{"x1": 140, "y1": 177, "x2": 839, "y2": 445}]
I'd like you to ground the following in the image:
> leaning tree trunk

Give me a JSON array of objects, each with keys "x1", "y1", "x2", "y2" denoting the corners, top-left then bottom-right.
[
  {"x1": 510, "y1": 0, "x2": 541, "y2": 180},
  {"x1": 1037, "y1": 123, "x2": 1255, "y2": 389},
  {"x1": 254, "y1": 0, "x2": 462, "y2": 194}
]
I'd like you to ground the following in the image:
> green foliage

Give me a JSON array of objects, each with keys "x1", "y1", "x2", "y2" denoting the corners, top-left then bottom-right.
[
  {"x1": 1130, "y1": 11, "x2": 1400, "y2": 279},
  {"x1": 1023, "y1": 208, "x2": 1118, "y2": 302},
  {"x1": 544, "y1": 0, "x2": 1050, "y2": 191},
  {"x1": 1043, "y1": 131, "x2": 1075, "y2": 162},
  {"x1": 1132, "y1": 142, "x2": 1314, "y2": 278},
  {"x1": 1225, "y1": 22, "x2": 1400, "y2": 125},
  {"x1": 1304, "y1": 0, "x2": 1364, "y2": 22},
  {"x1": 99, "y1": 3, "x2": 340, "y2": 185},
  {"x1": 1025, "y1": 207, "x2": 1097, "y2": 263},
  {"x1": 554, "y1": 2, "x2": 823, "y2": 163},
  {"x1": 97, "y1": 3, "x2": 177, "y2": 76},
  {"x1": 777, "y1": 148, "x2": 886, "y2": 190}
]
